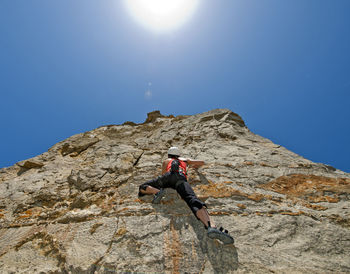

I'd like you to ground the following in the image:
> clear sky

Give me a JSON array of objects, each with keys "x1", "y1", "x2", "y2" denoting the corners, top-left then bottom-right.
[{"x1": 1, "y1": 0, "x2": 349, "y2": 172}]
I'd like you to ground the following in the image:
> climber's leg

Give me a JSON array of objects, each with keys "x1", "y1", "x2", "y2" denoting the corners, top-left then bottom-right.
[
  {"x1": 175, "y1": 179, "x2": 234, "y2": 244},
  {"x1": 138, "y1": 173, "x2": 173, "y2": 203},
  {"x1": 175, "y1": 180, "x2": 208, "y2": 224},
  {"x1": 138, "y1": 176, "x2": 163, "y2": 196},
  {"x1": 139, "y1": 185, "x2": 159, "y2": 195},
  {"x1": 195, "y1": 207, "x2": 215, "y2": 228}
]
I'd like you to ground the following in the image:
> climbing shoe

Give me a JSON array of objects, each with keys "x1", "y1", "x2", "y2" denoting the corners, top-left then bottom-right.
[
  {"x1": 207, "y1": 226, "x2": 234, "y2": 244},
  {"x1": 152, "y1": 189, "x2": 165, "y2": 204}
]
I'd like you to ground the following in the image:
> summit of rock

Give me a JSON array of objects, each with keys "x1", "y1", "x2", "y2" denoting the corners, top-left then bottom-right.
[{"x1": 0, "y1": 109, "x2": 349, "y2": 273}]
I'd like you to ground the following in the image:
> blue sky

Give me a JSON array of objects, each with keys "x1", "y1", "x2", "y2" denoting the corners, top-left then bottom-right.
[{"x1": 1, "y1": 0, "x2": 349, "y2": 172}]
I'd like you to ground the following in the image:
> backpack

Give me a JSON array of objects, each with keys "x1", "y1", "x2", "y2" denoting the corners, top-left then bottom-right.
[
  {"x1": 166, "y1": 158, "x2": 187, "y2": 179},
  {"x1": 170, "y1": 159, "x2": 180, "y2": 173}
]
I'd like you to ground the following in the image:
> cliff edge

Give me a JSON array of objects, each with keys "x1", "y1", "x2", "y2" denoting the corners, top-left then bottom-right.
[{"x1": 0, "y1": 109, "x2": 349, "y2": 273}]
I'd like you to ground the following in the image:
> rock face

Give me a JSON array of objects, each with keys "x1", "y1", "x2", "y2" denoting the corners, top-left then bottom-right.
[{"x1": 0, "y1": 109, "x2": 349, "y2": 273}]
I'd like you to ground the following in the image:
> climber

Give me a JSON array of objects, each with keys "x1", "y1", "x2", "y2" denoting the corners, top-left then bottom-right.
[{"x1": 138, "y1": 147, "x2": 234, "y2": 244}]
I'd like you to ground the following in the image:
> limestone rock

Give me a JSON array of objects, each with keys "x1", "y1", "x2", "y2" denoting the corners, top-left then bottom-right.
[
  {"x1": 0, "y1": 109, "x2": 349, "y2": 273},
  {"x1": 143, "y1": 110, "x2": 174, "y2": 124},
  {"x1": 17, "y1": 159, "x2": 44, "y2": 169}
]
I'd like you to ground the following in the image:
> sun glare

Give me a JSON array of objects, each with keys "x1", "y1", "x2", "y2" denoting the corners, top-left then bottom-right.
[{"x1": 124, "y1": 0, "x2": 200, "y2": 33}]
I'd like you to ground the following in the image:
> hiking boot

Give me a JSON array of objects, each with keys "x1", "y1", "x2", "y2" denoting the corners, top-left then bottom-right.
[
  {"x1": 207, "y1": 226, "x2": 234, "y2": 244},
  {"x1": 152, "y1": 189, "x2": 165, "y2": 204}
]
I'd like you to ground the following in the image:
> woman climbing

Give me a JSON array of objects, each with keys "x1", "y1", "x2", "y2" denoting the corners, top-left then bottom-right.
[{"x1": 138, "y1": 146, "x2": 234, "y2": 244}]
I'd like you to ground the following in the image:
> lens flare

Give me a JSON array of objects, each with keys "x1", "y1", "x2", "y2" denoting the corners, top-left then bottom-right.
[{"x1": 124, "y1": 0, "x2": 200, "y2": 32}]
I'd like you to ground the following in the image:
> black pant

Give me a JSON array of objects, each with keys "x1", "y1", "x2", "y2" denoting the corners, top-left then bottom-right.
[{"x1": 139, "y1": 172, "x2": 207, "y2": 218}]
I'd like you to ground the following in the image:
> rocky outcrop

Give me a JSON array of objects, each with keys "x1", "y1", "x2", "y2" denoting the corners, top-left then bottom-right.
[{"x1": 0, "y1": 109, "x2": 349, "y2": 273}]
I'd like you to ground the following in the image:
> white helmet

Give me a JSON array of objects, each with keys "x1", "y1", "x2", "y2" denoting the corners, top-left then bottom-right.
[{"x1": 168, "y1": 147, "x2": 180, "y2": 156}]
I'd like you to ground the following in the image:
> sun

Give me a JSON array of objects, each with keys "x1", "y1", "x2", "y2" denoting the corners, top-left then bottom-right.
[{"x1": 124, "y1": 0, "x2": 200, "y2": 33}]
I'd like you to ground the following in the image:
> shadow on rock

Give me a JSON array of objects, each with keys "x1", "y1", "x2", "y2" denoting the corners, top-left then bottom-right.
[
  {"x1": 196, "y1": 170, "x2": 210, "y2": 185},
  {"x1": 17, "y1": 167, "x2": 30, "y2": 176},
  {"x1": 142, "y1": 187, "x2": 239, "y2": 273},
  {"x1": 190, "y1": 220, "x2": 239, "y2": 273},
  {"x1": 151, "y1": 199, "x2": 239, "y2": 273}
]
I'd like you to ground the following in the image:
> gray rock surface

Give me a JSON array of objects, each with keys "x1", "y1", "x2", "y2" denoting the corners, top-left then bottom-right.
[{"x1": 0, "y1": 109, "x2": 349, "y2": 273}]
